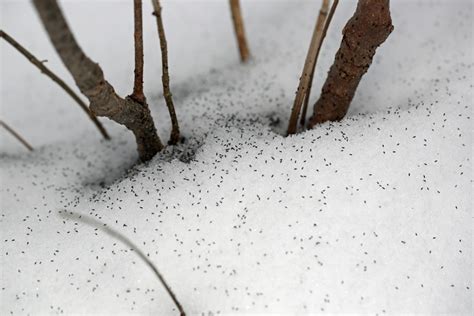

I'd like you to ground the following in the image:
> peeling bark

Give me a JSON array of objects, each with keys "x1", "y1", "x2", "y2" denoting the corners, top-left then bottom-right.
[
  {"x1": 308, "y1": 0, "x2": 393, "y2": 127},
  {"x1": 33, "y1": 0, "x2": 163, "y2": 161}
]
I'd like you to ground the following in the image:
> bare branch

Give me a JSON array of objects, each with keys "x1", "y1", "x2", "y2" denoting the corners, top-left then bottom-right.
[
  {"x1": 308, "y1": 0, "x2": 393, "y2": 127},
  {"x1": 300, "y1": 0, "x2": 338, "y2": 128},
  {"x1": 0, "y1": 29, "x2": 110, "y2": 140},
  {"x1": 229, "y1": 0, "x2": 250, "y2": 62},
  {"x1": 32, "y1": 0, "x2": 163, "y2": 161},
  {"x1": 0, "y1": 120, "x2": 34, "y2": 151},
  {"x1": 130, "y1": 0, "x2": 146, "y2": 104},
  {"x1": 59, "y1": 211, "x2": 186, "y2": 316},
  {"x1": 151, "y1": 0, "x2": 180, "y2": 145},
  {"x1": 287, "y1": 0, "x2": 338, "y2": 135}
]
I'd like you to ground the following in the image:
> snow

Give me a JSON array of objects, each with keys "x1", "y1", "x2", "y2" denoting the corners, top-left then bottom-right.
[{"x1": 1, "y1": 0, "x2": 472, "y2": 314}]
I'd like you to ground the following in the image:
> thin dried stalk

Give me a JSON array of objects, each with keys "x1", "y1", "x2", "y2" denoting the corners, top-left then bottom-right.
[
  {"x1": 60, "y1": 211, "x2": 186, "y2": 316},
  {"x1": 229, "y1": 0, "x2": 250, "y2": 62},
  {"x1": 130, "y1": 0, "x2": 146, "y2": 104},
  {"x1": 287, "y1": 0, "x2": 338, "y2": 135},
  {"x1": 300, "y1": 0, "x2": 338, "y2": 128},
  {"x1": 0, "y1": 120, "x2": 34, "y2": 151},
  {"x1": 33, "y1": 0, "x2": 163, "y2": 161},
  {"x1": 152, "y1": 0, "x2": 180, "y2": 145},
  {"x1": 0, "y1": 29, "x2": 110, "y2": 140}
]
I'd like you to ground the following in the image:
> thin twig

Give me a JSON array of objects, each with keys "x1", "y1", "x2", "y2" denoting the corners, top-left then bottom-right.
[
  {"x1": 131, "y1": 0, "x2": 146, "y2": 104},
  {"x1": 287, "y1": 0, "x2": 338, "y2": 135},
  {"x1": 229, "y1": 0, "x2": 250, "y2": 62},
  {"x1": 300, "y1": 0, "x2": 333, "y2": 128},
  {"x1": 0, "y1": 120, "x2": 34, "y2": 151},
  {"x1": 0, "y1": 30, "x2": 110, "y2": 140},
  {"x1": 33, "y1": 0, "x2": 162, "y2": 161},
  {"x1": 59, "y1": 211, "x2": 186, "y2": 316},
  {"x1": 151, "y1": 0, "x2": 180, "y2": 145}
]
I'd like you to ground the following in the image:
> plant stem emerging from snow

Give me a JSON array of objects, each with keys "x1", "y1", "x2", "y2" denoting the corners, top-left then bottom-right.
[
  {"x1": 229, "y1": 0, "x2": 250, "y2": 62},
  {"x1": 131, "y1": 0, "x2": 146, "y2": 104},
  {"x1": 0, "y1": 120, "x2": 34, "y2": 151},
  {"x1": 152, "y1": 0, "x2": 180, "y2": 145},
  {"x1": 32, "y1": 0, "x2": 163, "y2": 161},
  {"x1": 299, "y1": 0, "x2": 338, "y2": 128},
  {"x1": 287, "y1": 0, "x2": 338, "y2": 135},
  {"x1": 0, "y1": 30, "x2": 110, "y2": 140},
  {"x1": 308, "y1": 0, "x2": 393, "y2": 127},
  {"x1": 59, "y1": 211, "x2": 186, "y2": 316}
]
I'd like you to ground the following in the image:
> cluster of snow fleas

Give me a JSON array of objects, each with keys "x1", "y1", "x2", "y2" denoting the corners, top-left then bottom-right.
[{"x1": 1, "y1": 0, "x2": 472, "y2": 314}]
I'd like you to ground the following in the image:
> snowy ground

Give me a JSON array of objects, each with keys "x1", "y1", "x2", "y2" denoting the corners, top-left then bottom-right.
[{"x1": 1, "y1": 0, "x2": 472, "y2": 315}]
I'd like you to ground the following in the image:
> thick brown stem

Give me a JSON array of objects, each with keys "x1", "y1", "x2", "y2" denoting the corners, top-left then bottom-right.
[
  {"x1": 32, "y1": 0, "x2": 163, "y2": 161},
  {"x1": 0, "y1": 120, "x2": 34, "y2": 151},
  {"x1": 308, "y1": 0, "x2": 393, "y2": 127},
  {"x1": 300, "y1": 0, "x2": 338, "y2": 128},
  {"x1": 287, "y1": 0, "x2": 337, "y2": 135},
  {"x1": 152, "y1": 0, "x2": 180, "y2": 145},
  {"x1": 0, "y1": 30, "x2": 109, "y2": 140},
  {"x1": 131, "y1": 0, "x2": 145, "y2": 104},
  {"x1": 229, "y1": 0, "x2": 250, "y2": 62}
]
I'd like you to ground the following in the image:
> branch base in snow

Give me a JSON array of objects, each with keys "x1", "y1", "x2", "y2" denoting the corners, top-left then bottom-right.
[{"x1": 308, "y1": 0, "x2": 393, "y2": 127}]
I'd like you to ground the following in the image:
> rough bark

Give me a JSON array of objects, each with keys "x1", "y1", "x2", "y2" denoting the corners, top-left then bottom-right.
[
  {"x1": 308, "y1": 0, "x2": 393, "y2": 127},
  {"x1": 32, "y1": 0, "x2": 163, "y2": 161},
  {"x1": 229, "y1": 0, "x2": 250, "y2": 62},
  {"x1": 0, "y1": 30, "x2": 109, "y2": 140},
  {"x1": 152, "y1": 0, "x2": 180, "y2": 145}
]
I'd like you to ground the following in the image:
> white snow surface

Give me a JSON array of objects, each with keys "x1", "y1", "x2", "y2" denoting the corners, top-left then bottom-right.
[{"x1": 1, "y1": 0, "x2": 472, "y2": 315}]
